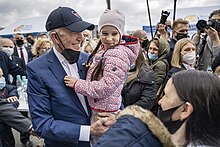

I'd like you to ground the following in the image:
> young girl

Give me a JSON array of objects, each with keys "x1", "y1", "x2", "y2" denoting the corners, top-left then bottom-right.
[{"x1": 64, "y1": 9, "x2": 139, "y2": 115}]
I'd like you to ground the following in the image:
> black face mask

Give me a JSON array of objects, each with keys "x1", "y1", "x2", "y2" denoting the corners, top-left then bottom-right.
[
  {"x1": 61, "y1": 49, "x2": 80, "y2": 64},
  {"x1": 157, "y1": 104, "x2": 185, "y2": 134},
  {"x1": 27, "y1": 38, "x2": 35, "y2": 45},
  {"x1": 55, "y1": 33, "x2": 80, "y2": 64},
  {"x1": 141, "y1": 39, "x2": 149, "y2": 49},
  {"x1": 15, "y1": 39, "x2": 24, "y2": 46},
  {"x1": 176, "y1": 32, "x2": 188, "y2": 40}
]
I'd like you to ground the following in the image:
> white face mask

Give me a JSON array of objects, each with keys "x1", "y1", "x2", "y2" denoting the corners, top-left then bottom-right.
[
  {"x1": 182, "y1": 52, "x2": 196, "y2": 65},
  {"x1": 2, "y1": 47, "x2": 14, "y2": 57}
]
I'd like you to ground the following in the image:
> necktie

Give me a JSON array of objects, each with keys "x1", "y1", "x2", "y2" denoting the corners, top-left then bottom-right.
[{"x1": 19, "y1": 48, "x2": 25, "y2": 61}]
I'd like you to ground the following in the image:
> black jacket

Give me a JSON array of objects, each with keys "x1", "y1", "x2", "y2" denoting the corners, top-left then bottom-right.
[
  {"x1": 12, "y1": 56, "x2": 25, "y2": 70},
  {"x1": 0, "y1": 51, "x2": 27, "y2": 85},
  {"x1": 122, "y1": 63, "x2": 157, "y2": 109}
]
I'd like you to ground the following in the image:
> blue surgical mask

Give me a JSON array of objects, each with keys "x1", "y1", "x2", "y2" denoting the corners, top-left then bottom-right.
[
  {"x1": 0, "y1": 77, "x2": 6, "y2": 90},
  {"x1": 148, "y1": 52, "x2": 158, "y2": 61}
]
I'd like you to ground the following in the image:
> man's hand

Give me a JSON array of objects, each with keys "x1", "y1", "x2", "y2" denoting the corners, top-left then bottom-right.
[
  {"x1": 29, "y1": 128, "x2": 40, "y2": 138},
  {"x1": 205, "y1": 27, "x2": 220, "y2": 46},
  {"x1": 157, "y1": 23, "x2": 167, "y2": 34},
  {"x1": 96, "y1": 112, "x2": 116, "y2": 127},
  {"x1": 90, "y1": 118, "x2": 109, "y2": 137},
  {"x1": 7, "y1": 96, "x2": 18, "y2": 103},
  {"x1": 64, "y1": 76, "x2": 77, "y2": 88}
]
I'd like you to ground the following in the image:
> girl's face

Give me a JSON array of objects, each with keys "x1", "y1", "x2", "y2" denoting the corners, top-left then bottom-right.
[{"x1": 100, "y1": 25, "x2": 120, "y2": 49}]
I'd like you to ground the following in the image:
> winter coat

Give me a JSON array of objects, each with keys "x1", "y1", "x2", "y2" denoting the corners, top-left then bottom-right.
[
  {"x1": 148, "y1": 38, "x2": 170, "y2": 90},
  {"x1": 121, "y1": 63, "x2": 157, "y2": 109},
  {"x1": 94, "y1": 105, "x2": 176, "y2": 147},
  {"x1": 192, "y1": 34, "x2": 220, "y2": 71},
  {"x1": 75, "y1": 42, "x2": 139, "y2": 112}
]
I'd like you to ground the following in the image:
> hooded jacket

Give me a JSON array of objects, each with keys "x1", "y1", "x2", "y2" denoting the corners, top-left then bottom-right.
[
  {"x1": 94, "y1": 105, "x2": 176, "y2": 147},
  {"x1": 75, "y1": 41, "x2": 139, "y2": 112},
  {"x1": 148, "y1": 38, "x2": 170, "y2": 90}
]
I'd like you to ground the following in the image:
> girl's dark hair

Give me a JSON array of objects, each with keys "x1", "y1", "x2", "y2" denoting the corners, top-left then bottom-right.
[
  {"x1": 86, "y1": 40, "x2": 116, "y2": 81},
  {"x1": 86, "y1": 40, "x2": 102, "y2": 81},
  {"x1": 172, "y1": 70, "x2": 220, "y2": 146}
]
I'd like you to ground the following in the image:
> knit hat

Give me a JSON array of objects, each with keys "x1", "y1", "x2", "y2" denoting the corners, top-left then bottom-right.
[{"x1": 98, "y1": 9, "x2": 125, "y2": 36}]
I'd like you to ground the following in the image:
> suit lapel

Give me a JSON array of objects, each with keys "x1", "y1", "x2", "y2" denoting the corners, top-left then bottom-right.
[
  {"x1": 47, "y1": 50, "x2": 87, "y2": 115},
  {"x1": 77, "y1": 53, "x2": 92, "y2": 116}
]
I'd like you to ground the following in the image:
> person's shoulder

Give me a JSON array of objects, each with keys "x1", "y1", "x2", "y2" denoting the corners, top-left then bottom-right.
[
  {"x1": 0, "y1": 50, "x2": 8, "y2": 58},
  {"x1": 12, "y1": 55, "x2": 22, "y2": 61},
  {"x1": 5, "y1": 84, "x2": 17, "y2": 91},
  {"x1": 79, "y1": 51, "x2": 89, "y2": 61},
  {"x1": 27, "y1": 52, "x2": 49, "y2": 67},
  {"x1": 116, "y1": 105, "x2": 175, "y2": 147}
]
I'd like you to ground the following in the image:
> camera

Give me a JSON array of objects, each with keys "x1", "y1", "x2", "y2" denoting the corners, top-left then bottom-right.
[
  {"x1": 160, "y1": 10, "x2": 170, "y2": 25},
  {"x1": 196, "y1": 19, "x2": 220, "y2": 32}
]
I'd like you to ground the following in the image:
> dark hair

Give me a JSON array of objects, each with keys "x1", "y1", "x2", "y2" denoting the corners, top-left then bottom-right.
[
  {"x1": 26, "y1": 33, "x2": 34, "y2": 38},
  {"x1": 126, "y1": 49, "x2": 146, "y2": 83},
  {"x1": 209, "y1": 9, "x2": 220, "y2": 19},
  {"x1": 172, "y1": 70, "x2": 220, "y2": 145}
]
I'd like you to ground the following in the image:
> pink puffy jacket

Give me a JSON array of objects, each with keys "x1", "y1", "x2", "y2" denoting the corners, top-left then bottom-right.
[{"x1": 75, "y1": 38, "x2": 140, "y2": 112}]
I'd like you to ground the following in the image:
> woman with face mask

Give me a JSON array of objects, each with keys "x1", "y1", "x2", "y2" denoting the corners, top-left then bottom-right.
[
  {"x1": 158, "y1": 70, "x2": 220, "y2": 146},
  {"x1": 147, "y1": 38, "x2": 170, "y2": 90},
  {"x1": 152, "y1": 38, "x2": 197, "y2": 114},
  {"x1": 165, "y1": 38, "x2": 196, "y2": 82}
]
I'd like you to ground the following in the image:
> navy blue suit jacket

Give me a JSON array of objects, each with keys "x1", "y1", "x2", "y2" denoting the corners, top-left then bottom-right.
[{"x1": 27, "y1": 50, "x2": 91, "y2": 147}]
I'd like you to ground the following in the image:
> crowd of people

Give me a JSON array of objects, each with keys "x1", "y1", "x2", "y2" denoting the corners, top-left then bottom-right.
[{"x1": 0, "y1": 5, "x2": 220, "y2": 147}]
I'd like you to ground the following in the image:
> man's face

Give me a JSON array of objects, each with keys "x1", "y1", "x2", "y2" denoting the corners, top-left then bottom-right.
[
  {"x1": 173, "y1": 23, "x2": 189, "y2": 40},
  {"x1": 15, "y1": 34, "x2": 25, "y2": 41},
  {"x1": 210, "y1": 14, "x2": 220, "y2": 34},
  {"x1": 211, "y1": 14, "x2": 220, "y2": 23},
  {"x1": 52, "y1": 28, "x2": 83, "y2": 52},
  {"x1": 83, "y1": 30, "x2": 91, "y2": 41},
  {"x1": 14, "y1": 34, "x2": 25, "y2": 47},
  {"x1": 1, "y1": 39, "x2": 15, "y2": 49}
]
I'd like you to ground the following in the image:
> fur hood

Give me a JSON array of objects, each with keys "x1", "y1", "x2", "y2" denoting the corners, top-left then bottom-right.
[{"x1": 116, "y1": 105, "x2": 176, "y2": 147}]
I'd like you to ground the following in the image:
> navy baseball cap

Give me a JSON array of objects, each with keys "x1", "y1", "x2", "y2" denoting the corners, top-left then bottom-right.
[{"x1": 46, "y1": 6, "x2": 94, "y2": 32}]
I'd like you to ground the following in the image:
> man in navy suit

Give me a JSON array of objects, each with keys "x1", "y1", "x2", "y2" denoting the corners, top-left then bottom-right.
[{"x1": 27, "y1": 7, "x2": 113, "y2": 147}]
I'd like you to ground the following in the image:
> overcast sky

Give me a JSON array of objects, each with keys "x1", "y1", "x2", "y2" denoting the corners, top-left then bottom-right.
[{"x1": 0, "y1": 0, "x2": 219, "y2": 31}]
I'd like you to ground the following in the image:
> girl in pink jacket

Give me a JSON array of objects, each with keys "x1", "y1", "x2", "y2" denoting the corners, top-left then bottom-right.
[{"x1": 64, "y1": 9, "x2": 139, "y2": 114}]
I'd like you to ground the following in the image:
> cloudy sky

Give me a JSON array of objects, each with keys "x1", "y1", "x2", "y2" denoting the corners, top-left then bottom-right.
[{"x1": 0, "y1": 0, "x2": 219, "y2": 31}]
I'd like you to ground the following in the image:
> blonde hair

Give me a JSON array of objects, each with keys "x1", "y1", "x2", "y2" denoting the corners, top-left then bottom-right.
[
  {"x1": 172, "y1": 18, "x2": 188, "y2": 30},
  {"x1": 171, "y1": 38, "x2": 195, "y2": 68},
  {"x1": 32, "y1": 38, "x2": 53, "y2": 56}
]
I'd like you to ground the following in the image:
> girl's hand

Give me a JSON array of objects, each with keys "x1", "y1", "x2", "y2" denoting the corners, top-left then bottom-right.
[{"x1": 64, "y1": 76, "x2": 78, "y2": 88}]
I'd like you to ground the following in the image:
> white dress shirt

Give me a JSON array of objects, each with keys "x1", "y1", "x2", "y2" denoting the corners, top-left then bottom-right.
[{"x1": 17, "y1": 46, "x2": 28, "y2": 65}]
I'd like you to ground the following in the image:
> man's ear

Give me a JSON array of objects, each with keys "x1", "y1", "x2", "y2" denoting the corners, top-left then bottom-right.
[
  {"x1": 180, "y1": 102, "x2": 193, "y2": 121},
  {"x1": 50, "y1": 32, "x2": 58, "y2": 43}
]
